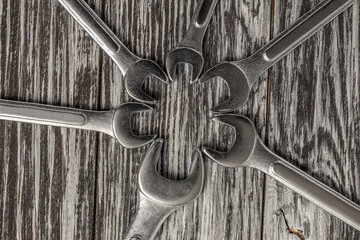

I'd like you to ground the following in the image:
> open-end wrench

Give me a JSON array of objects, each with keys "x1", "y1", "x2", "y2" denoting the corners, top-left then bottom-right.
[
  {"x1": 58, "y1": 0, "x2": 168, "y2": 104},
  {"x1": 166, "y1": 0, "x2": 219, "y2": 83},
  {"x1": 0, "y1": 100, "x2": 156, "y2": 148},
  {"x1": 202, "y1": 114, "x2": 360, "y2": 231},
  {"x1": 199, "y1": 0, "x2": 357, "y2": 113},
  {"x1": 123, "y1": 139, "x2": 204, "y2": 240}
]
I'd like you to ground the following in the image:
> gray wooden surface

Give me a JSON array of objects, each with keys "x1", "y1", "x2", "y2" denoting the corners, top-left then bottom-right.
[{"x1": 0, "y1": 0, "x2": 359, "y2": 239}]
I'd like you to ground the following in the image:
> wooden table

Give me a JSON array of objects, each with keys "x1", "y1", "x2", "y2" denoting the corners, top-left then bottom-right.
[{"x1": 0, "y1": 0, "x2": 359, "y2": 239}]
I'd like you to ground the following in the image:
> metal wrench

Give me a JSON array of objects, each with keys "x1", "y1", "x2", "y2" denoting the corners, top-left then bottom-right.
[
  {"x1": 123, "y1": 139, "x2": 204, "y2": 240},
  {"x1": 0, "y1": 100, "x2": 156, "y2": 148},
  {"x1": 199, "y1": 0, "x2": 357, "y2": 112},
  {"x1": 166, "y1": 0, "x2": 219, "y2": 83},
  {"x1": 202, "y1": 114, "x2": 360, "y2": 231},
  {"x1": 58, "y1": 0, "x2": 168, "y2": 104}
]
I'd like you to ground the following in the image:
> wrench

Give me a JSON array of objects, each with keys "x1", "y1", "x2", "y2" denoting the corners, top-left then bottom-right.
[
  {"x1": 199, "y1": 0, "x2": 357, "y2": 112},
  {"x1": 58, "y1": 0, "x2": 168, "y2": 104},
  {"x1": 166, "y1": 0, "x2": 219, "y2": 83},
  {"x1": 0, "y1": 100, "x2": 156, "y2": 148},
  {"x1": 123, "y1": 139, "x2": 204, "y2": 240},
  {"x1": 202, "y1": 114, "x2": 360, "y2": 231}
]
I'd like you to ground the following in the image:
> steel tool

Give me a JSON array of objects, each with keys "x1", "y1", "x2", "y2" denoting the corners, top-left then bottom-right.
[
  {"x1": 58, "y1": 0, "x2": 168, "y2": 104},
  {"x1": 199, "y1": 0, "x2": 357, "y2": 112},
  {"x1": 166, "y1": 0, "x2": 219, "y2": 83},
  {"x1": 0, "y1": 100, "x2": 156, "y2": 148},
  {"x1": 123, "y1": 139, "x2": 204, "y2": 240},
  {"x1": 203, "y1": 114, "x2": 360, "y2": 231}
]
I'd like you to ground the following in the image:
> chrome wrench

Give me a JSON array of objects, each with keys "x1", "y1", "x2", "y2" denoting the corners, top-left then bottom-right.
[
  {"x1": 123, "y1": 139, "x2": 204, "y2": 240},
  {"x1": 199, "y1": 0, "x2": 357, "y2": 112},
  {"x1": 0, "y1": 100, "x2": 156, "y2": 148},
  {"x1": 58, "y1": 0, "x2": 168, "y2": 104},
  {"x1": 203, "y1": 114, "x2": 360, "y2": 231},
  {"x1": 166, "y1": 0, "x2": 219, "y2": 83}
]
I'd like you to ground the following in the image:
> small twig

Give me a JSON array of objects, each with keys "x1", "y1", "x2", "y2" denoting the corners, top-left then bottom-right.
[
  {"x1": 279, "y1": 209, "x2": 291, "y2": 231},
  {"x1": 276, "y1": 209, "x2": 306, "y2": 240}
]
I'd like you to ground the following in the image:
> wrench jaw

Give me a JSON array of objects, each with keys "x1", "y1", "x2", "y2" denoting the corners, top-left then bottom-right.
[
  {"x1": 112, "y1": 103, "x2": 156, "y2": 149},
  {"x1": 199, "y1": 62, "x2": 251, "y2": 113},
  {"x1": 125, "y1": 59, "x2": 168, "y2": 104},
  {"x1": 165, "y1": 47, "x2": 204, "y2": 83},
  {"x1": 202, "y1": 115, "x2": 257, "y2": 168},
  {"x1": 123, "y1": 140, "x2": 204, "y2": 240},
  {"x1": 139, "y1": 139, "x2": 204, "y2": 206}
]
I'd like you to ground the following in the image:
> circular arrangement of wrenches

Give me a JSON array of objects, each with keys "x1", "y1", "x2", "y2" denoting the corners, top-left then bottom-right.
[{"x1": 1, "y1": 0, "x2": 359, "y2": 239}]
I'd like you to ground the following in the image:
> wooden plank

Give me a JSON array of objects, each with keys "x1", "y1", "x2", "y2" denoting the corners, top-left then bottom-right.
[
  {"x1": 263, "y1": 0, "x2": 360, "y2": 239},
  {"x1": 0, "y1": 0, "x2": 101, "y2": 239},
  {"x1": 95, "y1": 0, "x2": 272, "y2": 239},
  {"x1": 1, "y1": 0, "x2": 359, "y2": 239}
]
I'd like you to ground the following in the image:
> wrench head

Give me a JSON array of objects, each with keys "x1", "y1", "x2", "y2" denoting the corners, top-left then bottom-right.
[
  {"x1": 139, "y1": 139, "x2": 204, "y2": 206},
  {"x1": 165, "y1": 47, "x2": 204, "y2": 83},
  {"x1": 199, "y1": 62, "x2": 251, "y2": 113},
  {"x1": 113, "y1": 103, "x2": 156, "y2": 148},
  {"x1": 125, "y1": 59, "x2": 168, "y2": 104},
  {"x1": 202, "y1": 114, "x2": 257, "y2": 168}
]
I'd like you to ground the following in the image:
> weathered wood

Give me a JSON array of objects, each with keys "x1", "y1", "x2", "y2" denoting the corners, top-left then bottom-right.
[
  {"x1": 263, "y1": 0, "x2": 360, "y2": 239},
  {"x1": 0, "y1": 0, "x2": 100, "y2": 239},
  {"x1": 0, "y1": 0, "x2": 359, "y2": 239}
]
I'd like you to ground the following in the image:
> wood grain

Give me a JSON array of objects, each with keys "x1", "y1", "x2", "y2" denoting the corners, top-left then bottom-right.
[
  {"x1": 0, "y1": 0, "x2": 100, "y2": 239},
  {"x1": 0, "y1": 0, "x2": 359, "y2": 239},
  {"x1": 263, "y1": 0, "x2": 360, "y2": 239}
]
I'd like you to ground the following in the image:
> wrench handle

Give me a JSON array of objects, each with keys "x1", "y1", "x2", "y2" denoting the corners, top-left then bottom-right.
[
  {"x1": 252, "y1": 141, "x2": 360, "y2": 231},
  {"x1": 179, "y1": 0, "x2": 219, "y2": 51},
  {"x1": 251, "y1": 0, "x2": 356, "y2": 75},
  {"x1": 0, "y1": 100, "x2": 113, "y2": 136},
  {"x1": 58, "y1": 0, "x2": 138, "y2": 74},
  {"x1": 123, "y1": 193, "x2": 175, "y2": 240}
]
